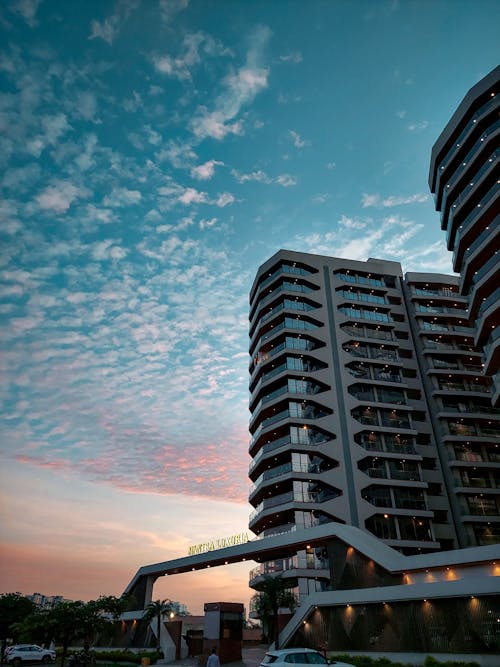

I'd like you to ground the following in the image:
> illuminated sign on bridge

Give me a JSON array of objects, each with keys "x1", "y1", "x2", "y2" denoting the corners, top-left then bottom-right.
[{"x1": 188, "y1": 532, "x2": 249, "y2": 556}]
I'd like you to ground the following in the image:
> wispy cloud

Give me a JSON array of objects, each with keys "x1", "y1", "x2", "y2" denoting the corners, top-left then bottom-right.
[
  {"x1": 279, "y1": 51, "x2": 302, "y2": 63},
  {"x1": 361, "y1": 192, "x2": 428, "y2": 208},
  {"x1": 9, "y1": 0, "x2": 42, "y2": 27},
  {"x1": 158, "y1": 0, "x2": 189, "y2": 23},
  {"x1": 153, "y1": 33, "x2": 211, "y2": 81},
  {"x1": 88, "y1": 0, "x2": 139, "y2": 45},
  {"x1": 190, "y1": 25, "x2": 271, "y2": 140},
  {"x1": 407, "y1": 120, "x2": 429, "y2": 133},
  {"x1": 289, "y1": 130, "x2": 309, "y2": 148},
  {"x1": 231, "y1": 169, "x2": 271, "y2": 184},
  {"x1": 276, "y1": 174, "x2": 297, "y2": 187}
]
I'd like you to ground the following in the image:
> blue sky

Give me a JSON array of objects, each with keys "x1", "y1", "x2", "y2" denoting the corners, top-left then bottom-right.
[{"x1": 1, "y1": 0, "x2": 499, "y2": 613}]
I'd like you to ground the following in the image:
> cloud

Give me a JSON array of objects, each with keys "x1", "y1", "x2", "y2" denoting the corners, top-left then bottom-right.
[
  {"x1": 231, "y1": 169, "x2": 270, "y2": 184},
  {"x1": 199, "y1": 217, "x2": 217, "y2": 230},
  {"x1": 9, "y1": 0, "x2": 42, "y2": 27},
  {"x1": 36, "y1": 181, "x2": 86, "y2": 214},
  {"x1": 311, "y1": 194, "x2": 330, "y2": 205},
  {"x1": 153, "y1": 33, "x2": 202, "y2": 80},
  {"x1": 159, "y1": 0, "x2": 189, "y2": 23},
  {"x1": 88, "y1": 0, "x2": 139, "y2": 45},
  {"x1": 191, "y1": 160, "x2": 223, "y2": 181},
  {"x1": 91, "y1": 239, "x2": 129, "y2": 261},
  {"x1": 279, "y1": 51, "x2": 302, "y2": 63},
  {"x1": 103, "y1": 187, "x2": 142, "y2": 207},
  {"x1": 339, "y1": 214, "x2": 367, "y2": 229},
  {"x1": 156, "y1": 140, "x2": 197, "y2": 169},
  {"x1": 361, "y1": 192, "x2": 428, "y2": 208},
  {"x1": 326, "y1": 162, "x2": 336, "y2": 170},
  {"x1": 190, "y1": 25, "x2": 271, "y2": 140},
  {"x1": 396, "y1": 109, "x2": 407, "y2": 119},
  {"x1": 214, "y1": 192, "x2": 235, "y2": 207},
  {"x1": 289, "y1": 130, "x2": 309, "y2": 148},
  {"x1": 276, "y1": 174, "x2": 297, "y2": 187},
  {"x1": 178, "y1": 187, "x2": 207, "y2": 205},
  {"x1": 407, "y1": 120, "x2": 429, "y2": 133},
  {"x1": 77, "y1": 91, "x2": 98, "y2": 122}
]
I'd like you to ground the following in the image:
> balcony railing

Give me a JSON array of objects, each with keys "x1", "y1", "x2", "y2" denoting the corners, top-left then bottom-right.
[
  {"x1": 256, "y1": 264, "x2": 315, "y2": 295},
  {"x1": 435, "y1": 94, "x2": 499, "y2": 190}
]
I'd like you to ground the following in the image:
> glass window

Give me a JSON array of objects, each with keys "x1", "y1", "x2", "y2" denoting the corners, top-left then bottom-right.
[{"x1": 306, "y1": 654, "x2": 328, "y2": 664}]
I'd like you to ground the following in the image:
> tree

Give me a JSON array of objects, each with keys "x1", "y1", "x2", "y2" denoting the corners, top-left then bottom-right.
[
  {"x1": 142, "y1": 599, "x2": 173, "y2": 651},
  {"x1": 253, "y1": 576, "x2": 297, "y2": 650},
  {"x1": 12, "y1": 596, "x2": 129, "y2": 667},
  {"x1": 0, "y1": 594, "x2": 36, "y2": 664}
]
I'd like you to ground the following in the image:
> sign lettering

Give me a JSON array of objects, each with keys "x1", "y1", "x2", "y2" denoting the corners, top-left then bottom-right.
[{"x1": 188, "y1": 532, "x2": 249, "y2": 556}]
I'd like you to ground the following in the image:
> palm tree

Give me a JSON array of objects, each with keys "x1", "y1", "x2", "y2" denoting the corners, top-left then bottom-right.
[
  {"x1": 143, "y1": 599, "x2": 173, "y2": 651},
  {"x1": 254, "y1": 576, "x2": 297, "y2": 649}
]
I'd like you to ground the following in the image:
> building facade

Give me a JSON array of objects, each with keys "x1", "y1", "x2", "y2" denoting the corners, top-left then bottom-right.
[
  {"x1": 248, "y1": 250, "x2": 499, "y2": 603},
  {"x1": 428, "y1": 65, "x2": 499, "y2": 405}
]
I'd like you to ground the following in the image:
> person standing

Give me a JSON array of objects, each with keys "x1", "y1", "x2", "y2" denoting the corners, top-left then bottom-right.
[{"x1": 206, "y1": 647, "x2": 220, "y2": 667}]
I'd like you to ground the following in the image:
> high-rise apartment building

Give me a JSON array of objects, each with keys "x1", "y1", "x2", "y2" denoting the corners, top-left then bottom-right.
[
  {"x1": 248, "y1": 250, "x2": 499, "y2": 600},
  {"x1": 429, "y1": 65, "x2": 499, "y2": 404}
]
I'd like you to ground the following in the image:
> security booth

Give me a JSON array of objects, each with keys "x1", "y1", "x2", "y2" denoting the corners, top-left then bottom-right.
[{"x1": 203, "y1": 602, "x2": 244, "y2": 664}]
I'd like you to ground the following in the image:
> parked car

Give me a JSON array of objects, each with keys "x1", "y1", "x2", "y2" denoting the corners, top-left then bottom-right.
[
  {"x1": 261, "y1": 648, "x2": 353, "y2": 667},
  {"x1": 6, "y1": 645, "x2": 56, "y2": 665}
]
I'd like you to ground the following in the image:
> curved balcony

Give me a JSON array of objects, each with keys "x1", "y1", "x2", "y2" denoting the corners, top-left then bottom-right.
[
  {"x1": 250, "y1": 400, "x2": 332, "y2": 448},
  {"x1": 249, "y1": 482, "x2": 342, "y2": 530},
  {"x1": 249, "y1": 454, "x2": 339, "y2": 501},
  {"x1": 447, "y1": 168, "x2": 500, "y2": 250},
  {"x1": 249, "y1": 425, "x2": 336, "y2": 473},
  {"x1": 441, "y1": 143, "x2": 499, "y2": 233},
  {"x1": 454, "y1": 207, "x2": 499, "y2": 276},
  {"x1": 250, "y1": 279, "x2": 319, "y2": 322},
  {"x1": 250, "y1": 334, "x2": 321, "y2": 377},
  {"x1": 249, "y1": 312, "x2": 322, "y2": 357},
  {"x1": 250, "y1": 377, "x2": 328, "y2": 416},
  {"x1": 250, "y1": 296, "x2": 321, "y2": 339},
  {"x1": 248, "y1": 555, "x2": 330, "y2": 587},
  {"x1": 433, "y1": 93, "x2": 499, "y2": 205},
  {"x1": 250, "y1": 262, "x2": 318, "y2": 306},
  {"x1": 250, "y1": 354, "x2": 328, "y2": 399}
]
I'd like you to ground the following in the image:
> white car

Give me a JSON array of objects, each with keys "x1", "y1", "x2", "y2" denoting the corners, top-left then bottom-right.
[
  {"x1": 261, "y1": 648, "x2": 353, "y2": 667},
  {"x1": 6, "y1": 645, "x2": 56, "y2": 665}
]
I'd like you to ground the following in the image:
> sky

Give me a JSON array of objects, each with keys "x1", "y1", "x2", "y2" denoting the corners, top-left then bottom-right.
[{"x1": 0, "y1": 0, "x2": 499, "y2": 616}]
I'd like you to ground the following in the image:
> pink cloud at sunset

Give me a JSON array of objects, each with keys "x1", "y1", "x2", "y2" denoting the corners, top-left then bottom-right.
[{"x1": 0, "y1": 462, "x2": 254, "y2": 614}]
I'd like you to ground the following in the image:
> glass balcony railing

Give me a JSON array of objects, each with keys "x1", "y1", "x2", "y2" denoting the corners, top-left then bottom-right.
[
  {"x1": 412, "y1": 287, "x2": 459, "y2": 298},
  {"x1": 339, "y1": 306, "x2": 392, "y2": 323},
  {"x1": 252, "y1": 281, "x2": 316, "y2": 320},
  {"x1": 256, "y1": 264, "x2": 315, "y2": 296},
  {"x1": 335, "y1": 272, "x2": 384, "y2": 287},
  {"x1": 338, "y1": 290, "x2": 387, "y2": 305}
]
